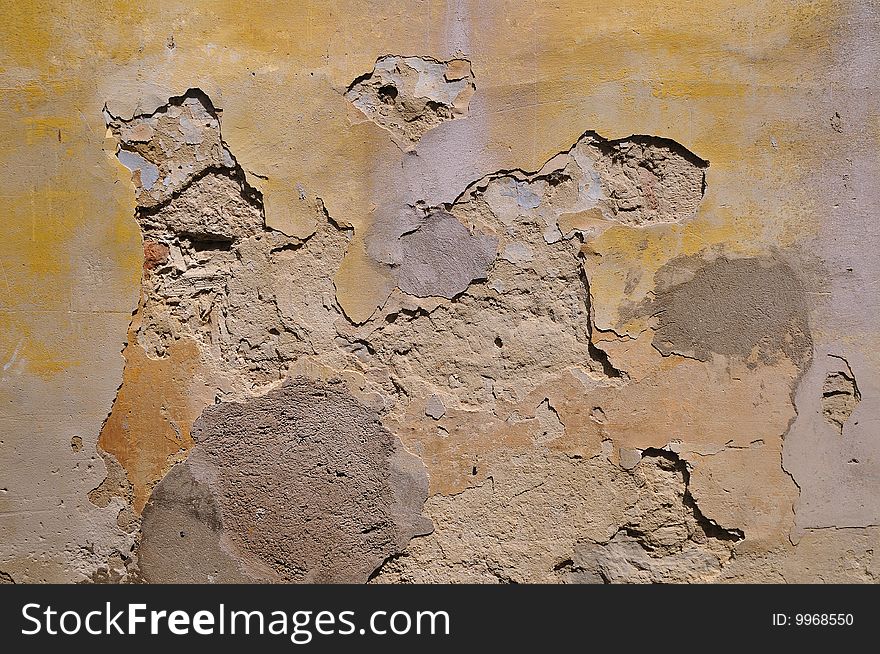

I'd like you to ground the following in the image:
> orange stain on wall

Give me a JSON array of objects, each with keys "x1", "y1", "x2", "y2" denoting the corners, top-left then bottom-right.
[{"x1": 97, "y1": 319, "x2": 215, "y2": 513}]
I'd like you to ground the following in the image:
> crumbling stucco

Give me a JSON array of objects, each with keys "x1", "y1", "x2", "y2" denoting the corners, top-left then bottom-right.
[
  {"x1": 822, "y1": 355, "x2": 861, "y2": 434},
  {"x1": 371, "y1": 448, "x2": 740, "y2": 583},
  {"x1": 3, "y1": 0, "x2": 878, "y2": 586},
  {"x1": 345, "y1": 55, "x2": 475, "y2": 144},
  {"x1": 650, "y1": 255, "x2": 812, "y2": 366},
  {"x1": 105, "y1": 90, "x2": 236, "y2": 208}
]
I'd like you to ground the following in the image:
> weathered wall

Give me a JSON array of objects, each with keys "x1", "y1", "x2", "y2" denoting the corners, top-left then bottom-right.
[{"x1": 1, "y1": 0, "x2": 879, "y2": 583}]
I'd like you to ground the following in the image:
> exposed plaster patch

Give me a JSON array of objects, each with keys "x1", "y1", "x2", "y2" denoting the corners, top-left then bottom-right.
[
  {"x1": 139, "y1": 171, "x2": 263, "y2": 243},
  {"x1": 110, "y1": 91, "x2": 350, "y2": 385},
  {"x1": 348, "y1": 192, "x2": 608, "y2": 438},
  {"x1": 650, "y1": 255, "x2": 812, "y2": 368},
  {"x1": 371, "y1": 448, "x2": 738, "y2": 583},
  {"x1": 330, "y1": 129, "x2": 710, "y2": 494},
  {"x1": 96, "y1": 89, "x2": 404, "y2": 547},
  {"x1": 448, "y1": 131, "x2": 708, "y2": 237},
  {"x1": 822, "y1": 355, "x2": 860, "y2": 434},
  {"x1": 332, "y1": 127, "x2": 708, "y2": 330},
  {"x1": 345, "y1": 55, "x2": 475, "y2": 143},
  {"x1": 105, "y1": 89, "x2": 236, "y2": 208}
]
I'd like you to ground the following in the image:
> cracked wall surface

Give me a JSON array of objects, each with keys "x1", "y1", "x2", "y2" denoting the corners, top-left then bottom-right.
[
  {"x1": 3, "y1": 0, "x2": 880, "y2": 584},
  {"x1": 139, "y1": 378, "x2": 431, "y2": 583}
]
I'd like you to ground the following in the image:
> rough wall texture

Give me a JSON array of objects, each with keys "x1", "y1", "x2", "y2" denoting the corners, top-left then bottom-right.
[{"x1": 2, "y1": 0, "x2": 879, "y2": 583}]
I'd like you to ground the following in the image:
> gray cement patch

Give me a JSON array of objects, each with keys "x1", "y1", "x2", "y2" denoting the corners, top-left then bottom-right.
[
  {"x1": 651, "y1": 255, "x2": 812, "y2": 367},
  {"x1": 138, "y1": 377, "x2": 432, "y2": 583}
]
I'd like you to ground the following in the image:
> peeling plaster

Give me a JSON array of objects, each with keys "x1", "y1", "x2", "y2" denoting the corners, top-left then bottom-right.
[{"x1": 2, "y1": 0, "x2": 876, "y2": 585}]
